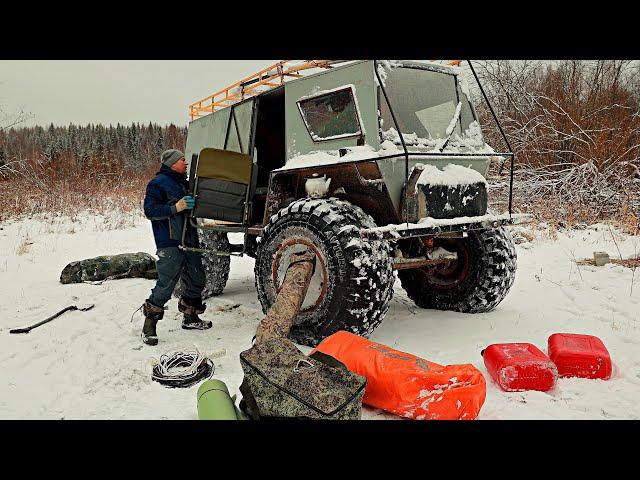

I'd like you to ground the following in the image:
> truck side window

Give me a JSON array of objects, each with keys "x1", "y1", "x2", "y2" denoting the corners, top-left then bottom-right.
[{"x1": 297, "y1": 87, "x2": 362, "y2": 142}]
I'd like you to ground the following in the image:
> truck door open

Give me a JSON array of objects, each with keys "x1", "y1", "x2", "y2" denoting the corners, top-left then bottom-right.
[
  {"x1": 191, "y1": 147, "x2": 253, "y2": 224},
  {"x1": 180, "y1": 146, "x2": 255, "y2": 256},
  {"x1": 182, "y1": 97, "x2": 259, "y2": 256}
]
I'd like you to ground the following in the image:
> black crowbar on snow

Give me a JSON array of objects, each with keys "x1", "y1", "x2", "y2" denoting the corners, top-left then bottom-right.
[{"x1": 9, "y1": 304, "x2": 95, "y2": 334}]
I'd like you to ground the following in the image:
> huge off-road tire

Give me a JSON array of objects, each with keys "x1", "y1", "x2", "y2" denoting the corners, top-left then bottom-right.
[
  {"x1": 398, "y1": 227, "x2": 516, "y2": 313},
  {"x1": 173, "y1": 230, "x2": 231, "y2": 300},
  {"x1": 255, "y1": 198, "x2": 395, "y2": 347}
]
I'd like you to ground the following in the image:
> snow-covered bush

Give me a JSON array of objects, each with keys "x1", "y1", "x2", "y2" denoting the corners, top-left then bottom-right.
[{"x1": 471, "y1": 60, "x2": 640, "y2": 232}]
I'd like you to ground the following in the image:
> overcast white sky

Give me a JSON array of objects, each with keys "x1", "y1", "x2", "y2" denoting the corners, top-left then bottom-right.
[{"x1": 0, "y1": 60, "x2": 276, "y2": 127}]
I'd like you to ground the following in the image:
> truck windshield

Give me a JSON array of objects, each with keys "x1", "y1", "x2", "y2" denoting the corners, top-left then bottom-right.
[{"x1": 379, "y1": 66, "x2": 482, "y2": 148}]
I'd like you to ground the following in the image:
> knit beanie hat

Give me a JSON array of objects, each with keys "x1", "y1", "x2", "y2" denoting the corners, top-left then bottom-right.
[{"x1": 161, "y1": 149, "x2": 184, "y2": 167}]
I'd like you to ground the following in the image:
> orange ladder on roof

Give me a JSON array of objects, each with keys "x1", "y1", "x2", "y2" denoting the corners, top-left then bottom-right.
[{"x1": 189, "y1": 60, "x2": 336, "y2": 119}]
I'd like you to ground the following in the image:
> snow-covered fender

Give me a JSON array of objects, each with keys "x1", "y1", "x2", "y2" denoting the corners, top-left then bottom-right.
[{"x1": 264, "y1": 161, "x2": 400, "y2": 227}]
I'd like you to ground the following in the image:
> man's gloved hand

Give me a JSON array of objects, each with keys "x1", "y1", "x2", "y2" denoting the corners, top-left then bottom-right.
[{"x1": 175, "y1": 195, "x2": 196, "y2": 213}]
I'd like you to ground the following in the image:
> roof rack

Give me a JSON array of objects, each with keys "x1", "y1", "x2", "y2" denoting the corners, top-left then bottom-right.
[
  {"x1": 188, "y1": 60, "x2": 462, "y2": 120},
  {"x1": 189, "y1": 60, "x2": 342, "y2": 119}
]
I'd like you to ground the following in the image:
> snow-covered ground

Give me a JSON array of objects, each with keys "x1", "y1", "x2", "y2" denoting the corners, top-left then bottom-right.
[{"x1": 1, "y1": 213, "x2": 639, "y2": 419}]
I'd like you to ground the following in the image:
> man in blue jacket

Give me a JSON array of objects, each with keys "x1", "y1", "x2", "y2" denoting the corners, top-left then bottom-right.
[{"x1": 141, "y1": 149, "x2": 212, "y2": 346}]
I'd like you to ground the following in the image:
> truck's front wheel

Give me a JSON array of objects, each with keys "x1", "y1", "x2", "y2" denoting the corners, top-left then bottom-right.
[
  {"x1": 255, "y1": 198, "x2": 395, "y2": 347},
  {"x1": 398, "y1": 227, "x2": 517, "y2": 313}
]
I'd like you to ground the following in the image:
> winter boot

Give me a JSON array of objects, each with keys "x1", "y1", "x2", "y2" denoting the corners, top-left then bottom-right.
[
  {"x1": 178, "y1": 297, "x2": 212, "y2": 330},
  {"x1": 141, "y1": 300, "x2": 164, "y2": 346}
]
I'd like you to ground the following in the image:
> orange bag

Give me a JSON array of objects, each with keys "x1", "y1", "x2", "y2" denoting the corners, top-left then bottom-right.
[{"x1": 312, "y1": 331, "x2": 486, "y2": 420}]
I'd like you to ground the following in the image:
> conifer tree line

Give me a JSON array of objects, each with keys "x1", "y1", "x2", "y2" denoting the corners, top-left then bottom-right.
[{"x1": 0, "y1": 122, "x2": 187, "y2": 171}]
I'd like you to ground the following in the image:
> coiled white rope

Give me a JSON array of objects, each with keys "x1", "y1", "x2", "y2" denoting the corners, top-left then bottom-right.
[{"x1": 150, "y1": 345, "x2": 225, "y2": 388}]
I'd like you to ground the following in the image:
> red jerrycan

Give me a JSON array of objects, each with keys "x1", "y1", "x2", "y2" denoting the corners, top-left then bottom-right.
[
  {"x1": 548, "y1": 333, "x2": 612, "y2": 380},
  {"x1": 482, "y1": 343, "x2": 557, "y2": 392}
]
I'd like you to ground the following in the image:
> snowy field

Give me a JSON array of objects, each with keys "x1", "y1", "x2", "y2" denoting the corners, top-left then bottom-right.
[{"x1": 1, "y1": 213, "x2": 639, "y2": 420}]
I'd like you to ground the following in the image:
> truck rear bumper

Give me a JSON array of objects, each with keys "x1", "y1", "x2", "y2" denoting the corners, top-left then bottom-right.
[{"x1": 361, "y1": 213, "x2": 532, "y2": 240}]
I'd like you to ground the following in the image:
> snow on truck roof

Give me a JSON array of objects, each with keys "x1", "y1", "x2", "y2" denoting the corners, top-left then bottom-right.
[{"x1": 188, "y1": 60, "x2": 462, "y2": 120}]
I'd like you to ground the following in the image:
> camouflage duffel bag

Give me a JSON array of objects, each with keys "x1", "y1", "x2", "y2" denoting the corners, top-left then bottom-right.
[
  {"x1": 60, "y1": 252, "x2": 158, "y2": 284},
  {"x1": 239, "y1": 337, "x2": 367, "y2": 420}
]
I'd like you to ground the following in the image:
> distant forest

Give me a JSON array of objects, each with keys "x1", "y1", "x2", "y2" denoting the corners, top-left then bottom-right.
[
  {"x1": 0, "y1": 123, "x2": 188, "y2": 221},
  {"x1": 0, "y1": 123, "x2": 187, "y2": 171}
]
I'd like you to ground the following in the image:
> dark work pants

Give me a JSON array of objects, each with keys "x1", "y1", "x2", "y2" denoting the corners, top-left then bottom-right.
[{"x1": 147, "y1": 247, "x2": 205, "y2": 308}]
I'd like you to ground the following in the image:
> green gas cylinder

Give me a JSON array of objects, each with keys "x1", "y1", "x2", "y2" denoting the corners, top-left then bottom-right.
[{"x1": 197, "y1": 379, "x2": 238, "y2": 420}]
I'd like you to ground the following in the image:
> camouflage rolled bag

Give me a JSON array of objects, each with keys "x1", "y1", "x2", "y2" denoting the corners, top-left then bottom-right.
[
  {"x1": 60, "y1": 252, "x2": 158, "y2": 284},
  {"x1": 239, "y1": 337, "x2": 367, "y2": 420}
]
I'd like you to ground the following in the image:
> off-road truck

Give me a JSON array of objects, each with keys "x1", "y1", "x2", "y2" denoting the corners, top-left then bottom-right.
[{"x1": 180, "y1": 60, "x2": 527, "y2": 346}]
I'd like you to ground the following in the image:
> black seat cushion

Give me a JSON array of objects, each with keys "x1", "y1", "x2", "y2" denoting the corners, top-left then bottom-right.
[{"x1": 194, "y1": 178, "x2": 247, "y2": 223}]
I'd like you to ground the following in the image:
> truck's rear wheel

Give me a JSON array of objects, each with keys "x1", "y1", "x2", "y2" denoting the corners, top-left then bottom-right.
[
  {"x1": 398, "y1": 227, "x2": 516, "y2": 313},
  {"x1": 173, "y1": 230, "x2": 230, "y2": 299},
  {"x1": 255, "y1": 198, "x2": 395, "y2": 347}
]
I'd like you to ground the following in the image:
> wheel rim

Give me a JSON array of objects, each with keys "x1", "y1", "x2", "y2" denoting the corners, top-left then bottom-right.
[
  {"x1": 421, "y1": 239, "x2": 471, "y2": 291},
  {"x1": 271, "y1": 237, "x2": 329, "y2": 313}
]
